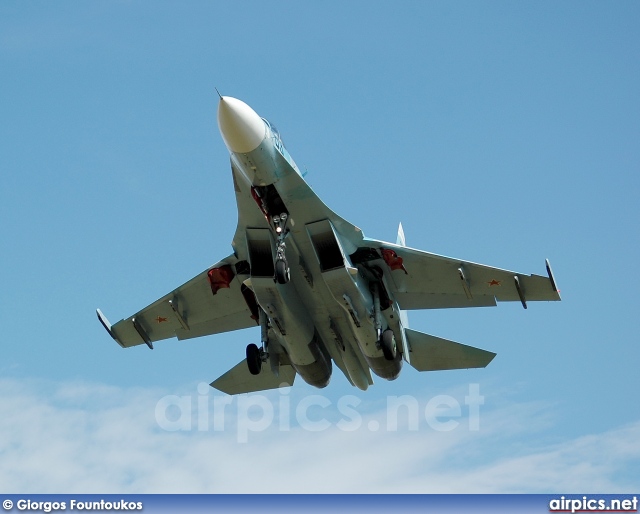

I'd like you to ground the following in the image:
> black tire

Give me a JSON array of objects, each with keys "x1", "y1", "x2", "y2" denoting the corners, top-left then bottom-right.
[
  {"x1": 246, "y1": 343, "x2": 262, "y2": 375},
  {"x1": 381, "y1": 329, "x2": 397, "y2": 361},
  {"x1": 275, "y1": 259, "x2": 290, "y2": 284}
]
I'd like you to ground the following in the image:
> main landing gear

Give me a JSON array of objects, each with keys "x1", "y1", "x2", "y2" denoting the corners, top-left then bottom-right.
[
  {"x1": 246, "y1": 308, "x2": 270, "y2": 375},
  {"x1": 246, "y1": 343, "x2": 263, "y2": 375},
  {"x1": 380, "y1": 329, "x2": 397, "y2": 361},
  {"x1": 371, "y1": 281, "x2": 397, "y2": 361},
  {"x1": 273, "y1": 213, "x2": 290, "y2": 285}
]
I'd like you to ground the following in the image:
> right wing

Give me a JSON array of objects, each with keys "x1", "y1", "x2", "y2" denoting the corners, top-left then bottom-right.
[
  {"x1": 353, "y1": 241, "x2": 561, "y2": 310},
  {"x1": 98, "y1": 255, "x2": 258, "y2": 349}
]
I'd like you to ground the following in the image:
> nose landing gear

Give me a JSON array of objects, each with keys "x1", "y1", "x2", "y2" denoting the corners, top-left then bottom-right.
[
  {"x1": 273, "y1": 213, "x2": 291, "y2": 285},
  {"x1": 275, "y1": 258, "x2": 290, "y2": 285}
]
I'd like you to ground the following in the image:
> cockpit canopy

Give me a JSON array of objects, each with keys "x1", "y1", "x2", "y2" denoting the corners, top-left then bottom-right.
[{"x1": 262, "y1": 118, "x2": 284, "y2": 146}]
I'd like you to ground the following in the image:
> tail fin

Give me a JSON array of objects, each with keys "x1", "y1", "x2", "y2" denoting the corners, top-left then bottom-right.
[
  {"x1": 395, "y1": 222, "x2": 410, "y2": 331},
  {"x1": 405, "y1": 328, "x2": 496, "y2": 372},
  {"x1": 396, "y1": 222, "x2": 406, "y2": 246}
]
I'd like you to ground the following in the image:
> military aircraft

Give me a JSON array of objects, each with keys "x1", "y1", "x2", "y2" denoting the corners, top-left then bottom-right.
[{"x1": 97, "y1": 95, "x2": 561, "y2": 395}]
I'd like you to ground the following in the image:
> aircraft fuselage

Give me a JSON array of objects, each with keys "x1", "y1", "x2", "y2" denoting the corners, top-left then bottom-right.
[{"x1": 220, "y1": 97, "x2": 402, "y2": 390}]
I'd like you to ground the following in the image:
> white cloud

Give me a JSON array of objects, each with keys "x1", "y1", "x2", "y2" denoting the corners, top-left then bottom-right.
[{"x1": 0, "y1": 378, "x2": 638, "y2": 493}]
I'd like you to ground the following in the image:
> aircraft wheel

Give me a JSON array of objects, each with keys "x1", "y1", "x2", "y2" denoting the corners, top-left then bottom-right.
[
  {"x1": 275, "y1": 259, "x2": 290, "y2": 284},
  {"x1": 381, "y1": 329, "x2": 397, "y2": 361},
  {"x1": 246, "y1": 343, "x2": 262, "y2": 375}
]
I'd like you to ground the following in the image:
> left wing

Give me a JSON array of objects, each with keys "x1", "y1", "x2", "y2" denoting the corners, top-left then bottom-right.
[
  {"x1": 352, "y1": 241, "x2": 561, "y2": 310},
  {"x1": 98, "y1": 255, "x2": 258, "y2": 349}
]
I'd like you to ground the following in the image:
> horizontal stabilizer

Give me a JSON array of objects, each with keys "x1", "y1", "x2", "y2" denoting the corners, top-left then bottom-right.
[
  {"x1": 210, "y1": 359, "x2": 296, "y2": 395},
  {"x1": 405, "y1": 328, "x2": 496, "y2": 372}
]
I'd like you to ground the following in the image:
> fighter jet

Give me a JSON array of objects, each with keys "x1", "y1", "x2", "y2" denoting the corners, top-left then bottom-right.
[{"x1": 97, "y1": 96, "x2": 561, "y2": 395}]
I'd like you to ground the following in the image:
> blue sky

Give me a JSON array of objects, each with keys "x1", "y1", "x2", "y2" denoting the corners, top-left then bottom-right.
[{"x1": 1, "y1": 1, "x2": 639, "y2": 493}]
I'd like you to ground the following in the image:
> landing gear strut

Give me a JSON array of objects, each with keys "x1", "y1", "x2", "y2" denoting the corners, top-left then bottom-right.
[
  {"x1": 246, "y1": 309, "x2": 270, "y2": 375},
  {"x1": 371, "y1": 282, "x2": 397, "y2": 361},
  {"x1": 273, "y1": 213, "x2": 290, "y2": 284}
]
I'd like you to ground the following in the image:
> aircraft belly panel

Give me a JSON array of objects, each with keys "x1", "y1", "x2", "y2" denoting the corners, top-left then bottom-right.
[
  {"x1": 321, "y1": 268, "x2": 376, "y2": 357},
  {"x1": 249, "y1": 276, "x2": 315, "y2": 366},
  {"x1": 281, "y1": 220, "x2": 373, "y2": 389}
]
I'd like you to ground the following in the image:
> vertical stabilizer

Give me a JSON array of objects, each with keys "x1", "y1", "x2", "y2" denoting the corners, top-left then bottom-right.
[
  {"x1": 395, "y1": 222, "x2": 410, "y2": 333},
  {"x1": 396, "y1": 222, "x2": 406, "y2": 247}
]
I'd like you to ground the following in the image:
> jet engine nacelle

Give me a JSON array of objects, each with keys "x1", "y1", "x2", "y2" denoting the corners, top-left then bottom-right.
[
  {"x1": 362, "y1": 352, "x2": 402, "y2": 381},
  {"x1": 290, "y1": 332, "x2": 332, "y2": 388}
]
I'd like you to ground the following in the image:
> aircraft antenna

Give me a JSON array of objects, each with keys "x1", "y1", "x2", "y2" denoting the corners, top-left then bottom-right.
[{"x1": 215, "y1": 87, "x2": 223, "y2": 99}]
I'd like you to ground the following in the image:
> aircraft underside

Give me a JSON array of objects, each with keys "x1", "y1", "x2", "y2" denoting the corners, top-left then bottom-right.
[
  {"x1": 97, "y1": 95, "x2": 559, "y2": 395},
  {"x1": 223, "y1": 154, "x2": 404, "y2": 391}
]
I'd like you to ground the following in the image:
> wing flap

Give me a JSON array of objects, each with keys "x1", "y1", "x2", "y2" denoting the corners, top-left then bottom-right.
[
  {"x1": 394, "y1": 292, "x2": 497, "y2": 309},
  {"x1": 406, "y1": 328, "x2": 496, "y2": 371},
  {"x1": 174, "y1": 311, "x2": 257, "y2": 341}
]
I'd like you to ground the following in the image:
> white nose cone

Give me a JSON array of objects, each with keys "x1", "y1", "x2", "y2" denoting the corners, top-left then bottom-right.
[{"x1": 217, "y1": 96, "x2": 266, "y2": 153}]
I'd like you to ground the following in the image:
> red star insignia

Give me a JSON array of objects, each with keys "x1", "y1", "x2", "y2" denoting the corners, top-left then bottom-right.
[
  {"x1": 488, "y1": 280, "x2": 501, "y2": 287},
  {"x1": 155, "y1": 316, "x2": 168, "y2": 323}
]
